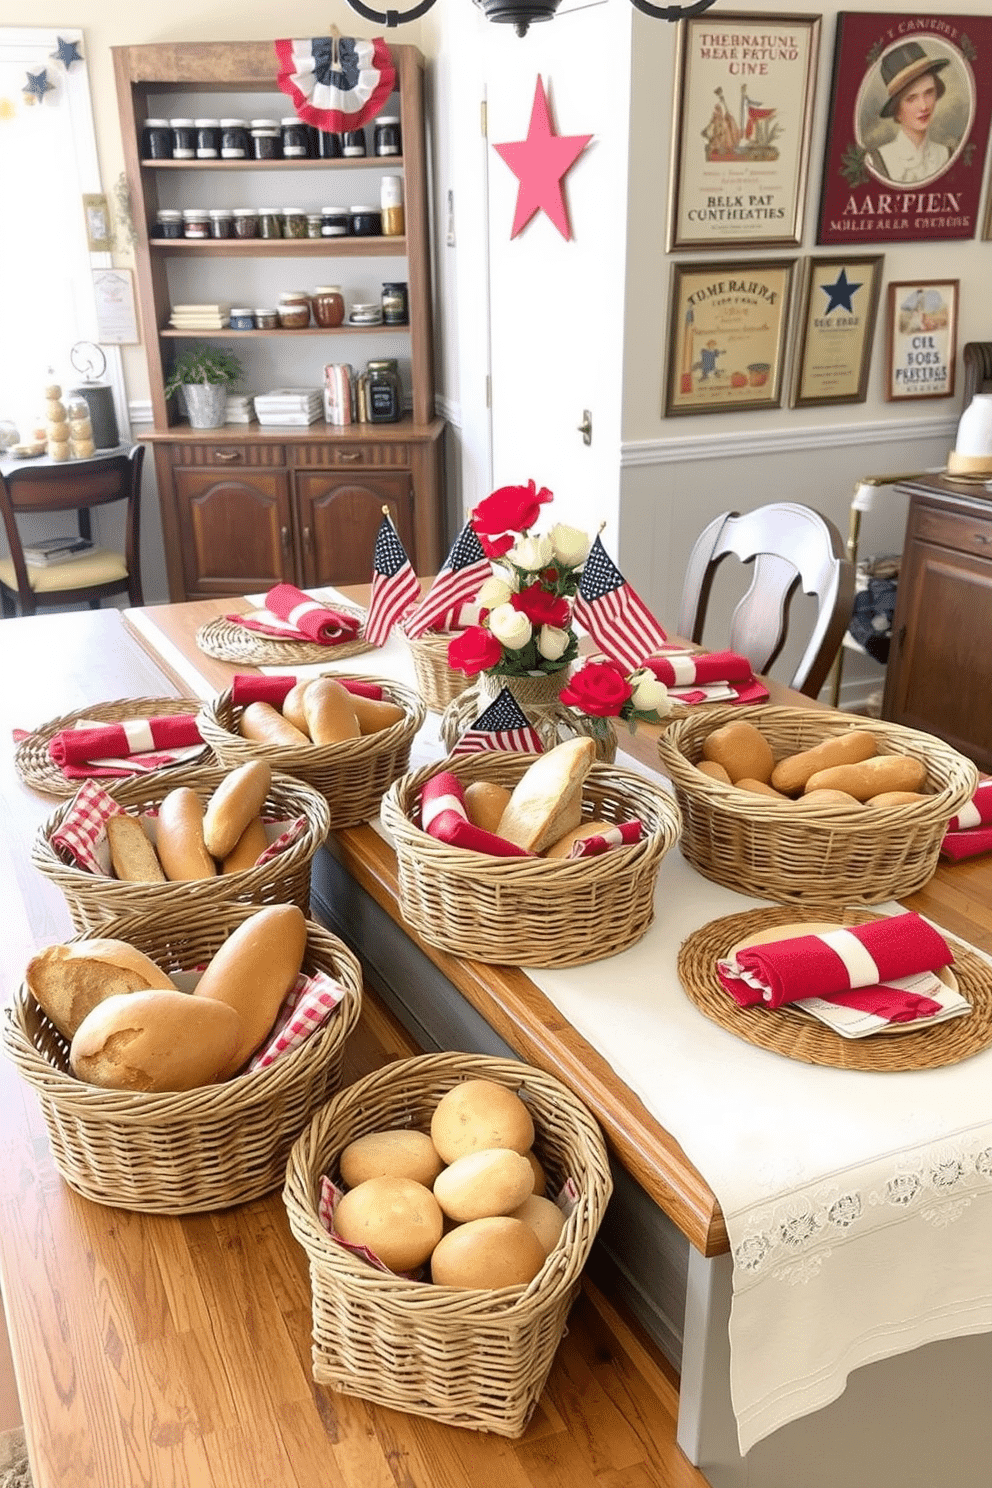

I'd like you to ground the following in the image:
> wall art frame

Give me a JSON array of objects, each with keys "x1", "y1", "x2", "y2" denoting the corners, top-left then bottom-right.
[
  {"x1": 884, "y1": 279, "x2": 958, "y2": 400},
  {"x1": 791, "y1": 253, "x2": 883, "y2": 407},
  {"x1": 668, "y1": 12, "x2": 821, "y2": 252}
]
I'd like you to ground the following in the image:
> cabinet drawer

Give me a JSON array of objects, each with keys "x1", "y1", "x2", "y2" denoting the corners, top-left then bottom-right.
[
  {"x1": 292, "y1": 443, "x2": 410, "y2": 470},
  {"x1": 173, "y1": 443, "x2": 286, "y2": 468},
  {"x1": 913, "y1": 503, "x2": 992, "y2": 561}
]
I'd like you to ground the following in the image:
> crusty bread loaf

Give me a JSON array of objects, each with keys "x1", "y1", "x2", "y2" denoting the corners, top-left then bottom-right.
[
  {"x1": 281, "y1": 681, "x2": 313, "y2": 737},
  {"x1": 203, "y1": 759, "x2": 272, "y2": 860},
  {"x1": 302, "y1": 678, "x2": 360, "y2": 745},
  {"x1": 220, "y1": 816, "x2": 269, "y2": 874},
  {"x1": 239, "y1": 701, "x2": 310, "y2": 748},
  {"x1": 106, "y1": 814, "x2": 165, "y2": 883},
  {"x1": 69, "y1": 988, "x2": 241, "y2": 1091},
  {"x1": 192, "y1": 903, "x2": 308, "y2": 1076},
  {"x1": 496, "y1": 737, "x2": 596, "y2": 854},
  {"x1": 701, "y1": 721, "x2": 774, "y2": 784},
  {"x1": 771, "y1": 730, "x2": 878, "y2": 795},
  {"x1": 25, "y1": 938, "x2": 177, "y2": 1040},
  {"x1": 463, "y1": 781, "x2": 513, "y2": 835},
  {"x1": 350, "y1": 694, "x2": 405, "y2": 735},
  {"x1": 804, "y1": 754, "x2": 927, "y2": 802},
  {"x1": 155, "y1": 787, "x2": 217, "y2": 881}
]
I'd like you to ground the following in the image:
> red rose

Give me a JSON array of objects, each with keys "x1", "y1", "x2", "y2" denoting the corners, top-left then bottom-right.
[
  {"x1": 448, "y1": 625, "x2": 503, "y2": 676},
  {"x1": 471, "y1": 480, "x2": 553, "y2": 538},
  {"x1": 510, "y1": 583, "x2": 571, "y2": 629},
  {"x1": 477, "y1": 531, "x2": 515, "y2": 559},
  {"x1": 559, "y1": 660, "x2": 633, "y2": 717}
]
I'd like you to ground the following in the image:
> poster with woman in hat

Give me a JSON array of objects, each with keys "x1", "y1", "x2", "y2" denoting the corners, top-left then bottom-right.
[{"x1": 817, "y1": 13, "x2": 992, "y2": 245}]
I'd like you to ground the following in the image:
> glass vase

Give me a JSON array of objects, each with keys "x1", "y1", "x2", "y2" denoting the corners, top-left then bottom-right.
[{"x1": 440, "y1": 668, "x2": 617, "y2": 763}]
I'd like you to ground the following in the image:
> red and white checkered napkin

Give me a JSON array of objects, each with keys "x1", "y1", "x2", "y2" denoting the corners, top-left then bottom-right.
[
  {"x1": 317, "y1": 1175, "x2": 423, "y2": 1278},
  {"x1": 50, "y1": 780, "x2": 122, "y2": 874},
  {"x1": 568, "y1": 820, "x2": 643, "y2": 859},
  {"x1": 254, "y1": 815, "x2": 307, "y2": 867},
  {"x1": 941, "y1": 780, "x2": 992, "y2": 862},
  {"x1": 47, "y1": 714, "x2": 205, "y2": 779},
  {"x1": 247, "y1": 969, "x2": 344, "y2": 1071}
]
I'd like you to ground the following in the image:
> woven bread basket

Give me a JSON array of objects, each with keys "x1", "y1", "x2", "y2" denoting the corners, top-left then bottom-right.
[
  {"x1": 283, "y1": 1051, "x2": 613, "y2": 1436},
  {"x1": 14, "y1": 695, "x2": 211, "y2": 797},
  {"x1": 3, "y1": 905, "x2": 362, "y2": 1213},
  {"x1": 31, "y1": 765, "x2": 331, "y2": 932},
  {"x1": 196, "y1": 676, "x2": 426, "y2": 827},
  {"x1": 380, "y1": 752, "x2": 681, "y2": 966},
  {"x1": 400, "y1": 626, "x2": 474, "y2": 712},
  {"x1": 658, "y1": 705, "x2": 979, "y2": 905}
]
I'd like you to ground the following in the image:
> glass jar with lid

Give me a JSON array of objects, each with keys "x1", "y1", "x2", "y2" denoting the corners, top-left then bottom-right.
[
  {"x1": 306, "y1": 212, "x2": 323, "y2": 239},
  {"x1": 170, "y1": 117, "x2": 196, "y2": 159},
  {"x1": 321, "y1": 206, "x2": 349, "y2": 238},
  {"x1": 380, "y1": 176, "x2": 405, "y2": 237},
  {"x1": 154, "y1": 208, "x2": 183, "y2": 239},
  {"x1": 220, "y1": 118, "x2": 250, "y2": 159},
  {"x1": 208, "y1": 208, "x2": 234, "y2": 239},
  {"x1": 381, "y1": 281, "x2": 409, "y2": 325},
  {"x1": 312, "y1": 286, "x2": 345, "y2": 329},
  {"x1": 250, "y1": 119, "x2": 281, "y2": 160},
  {"x1": 349, "y1": 205, "x2": 382, "y2": 237},
  {"x1": 281, "y1": 207, "x2": 307, "y2": 240},
  {"x1": 142, "y1": 118, "x2": 173, "y2": 160},
  {"x1": 365, "y1": 359, "x2": 402, "y2": 423},
  {"x1": 341, "y1": 128, "x2": 367, "y2": 158},
  {"x1": 277, "y1": 291, "x2": 312, "y2": 329},
  {"x1": 195, "y1": 118, "x2": 220, "y2": 158},
  {"x1": 256, "y1": 208, "x2": 282, "y2": 240},
  {"x1": 232, "y1": 208, "x2": 259, "y2": 239},
  {"x1": 181, "y1": 208, "x2": 211, "y2": 239},
  {"x1": 373, "y1": 115, "x2": 402, "y2": 157},
  {"x1": 281, "y1": 117, "x2": 310, "y2": 158}
]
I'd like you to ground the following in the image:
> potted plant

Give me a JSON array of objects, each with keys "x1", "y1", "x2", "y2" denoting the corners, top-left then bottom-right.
[{"x1": 164, "y1": 343, "x2": 244, "y2": 430}]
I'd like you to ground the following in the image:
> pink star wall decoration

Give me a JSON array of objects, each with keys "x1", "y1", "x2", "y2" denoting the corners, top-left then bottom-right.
[{"x1": 492, "y1": 76, "x2": 592, "y2": 241}]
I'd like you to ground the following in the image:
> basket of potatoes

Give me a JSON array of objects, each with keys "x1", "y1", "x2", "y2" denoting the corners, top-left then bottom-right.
[
  {"x1": 658, "y1": 705, "x2": 979, "y2": 904},
  {"x1": 283, "y1": 1052, "x2": 612, "y2": 1437}
]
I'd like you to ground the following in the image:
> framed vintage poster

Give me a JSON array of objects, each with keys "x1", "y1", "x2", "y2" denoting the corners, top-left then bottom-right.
[
  {"x1": 664, "y1": 259, "x2": 796, "y2": 416},
  {"x1": 791, "y1": 254, "x2": 883, "y2": 406},
  {"x1": 818, "y1": 12, "x2": 992, "y2": 246},
  {"x1": 885, "y1": 279, "x2": 958, "y2": 400},
  {"x1": 668, "y1": 13, "x2": 821, "y2": 251}
]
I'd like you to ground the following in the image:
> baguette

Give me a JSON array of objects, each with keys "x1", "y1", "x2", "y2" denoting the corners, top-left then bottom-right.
[
  {"x1": 203, "y1": 760, "x2": 272, "y2": 860},
  {"x1": 701, "y1": 721, "x2": 774, "y2": 784},
  {"x1": 463, "y1": 781, "x2": 512, "y2": 835},
  {"x1": 155, "y1": 787, "x2": 217, "y2": 880},
  {"x1": 496, "y1": 737, "x2": 596, "y2": 854},
  {"x1": 221, "y1": 816, "x2": 269, "y2": 874},
  {"x1": 735, "y1": 777, "x2": 787, "y2": 798},
  {"x1": 239, "y1": 701, "x2": 311, "y2": 748},
  {"x1": 803, "y1": 754, "x2": 927, "y2": 802},
  {"x1": 866, "y1": 790, "x2": 928, "y2": 807},
  {"x1": 70, "y1": 989, "x2": 241, "y2": 1092},
  {"x1": 25, "y1": 938, "x2": 178, "y2": 1040},
  {"x1": 350, "y1": 694, "x2": 405, "y2": 735},
  {"x1": 771, "y1": 730, "x2": 878, "y2": 795},
  {"x1": 302, "y1": 678, "x2": 360, "y2": 745},
  {"x1": 192, "y1": 904, "x2": 308, "y2": 1076},
  {"x1": 281, "y1": 680, "x2": 313, "y2": 737},
  {"x1": 106, "y1": 813, "x2": 166, "y2": 883}
]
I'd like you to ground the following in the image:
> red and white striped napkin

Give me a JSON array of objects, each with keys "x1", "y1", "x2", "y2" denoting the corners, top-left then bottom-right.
[
  {"x1": 568, "y1": 820, "x2": 643, "y2": 859},
  {"x1": 941, "y1": 780, "x2": 992, "y2": 862},
  {"x1": 419, "y1": 770, "x2": 532, "y2": 858},
  {"x1": 230, "y1": 673, "x2": 383, "y2": 708},
  {"x1": 247, "y1": 969, "x2": 344, "y2": 1070},
  {"x1": 643, "y1": 649, "x2": 769, "y2": 706},
  {"x1": 47, "y1": 714, "x2": 205, "y2": 779},
  {"x1": 228, "y1": 584, "x2": 362, "y2": 645}
]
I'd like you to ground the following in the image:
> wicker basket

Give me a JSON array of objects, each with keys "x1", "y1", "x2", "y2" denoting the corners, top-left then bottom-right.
[
  {"x1": 283, "y1": 1051, "x2": 613, "y2": 1436},
  {"x1": 380, "y1": 753, "x2": 681, "y2": 966},
  {"x1": 31, "y1": 765, "x2": 331, "y2": 932},
  {"x1": 3, "y1": 904, "x2": 363, "y2": 1213},
  {"x1": 14, "y1": 696, "x2": 211, "y2": 798},
  {"x1": 400, "y1": 626, "x2": 474, "y2": 713},
  {"x1": 197, "y1": 675, "x2": 426, "y2": 828},
  {"x1": 658, "y1": 705, "x2": 979, "y2": 905}
]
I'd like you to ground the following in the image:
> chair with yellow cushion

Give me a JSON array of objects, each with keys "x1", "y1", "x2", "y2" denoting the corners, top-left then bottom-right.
[{"x1": 0, "y1": 446, "x2": 144, "y2": 617}]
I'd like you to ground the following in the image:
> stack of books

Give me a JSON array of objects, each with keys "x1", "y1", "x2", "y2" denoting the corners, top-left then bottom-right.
[
  {"x1": 22, "y1": 535, "x2": 94, "y2": 568},
  {"x1": 225, "y1": 393, "x2": 256, "y2": 424},
  {"x1": 168, "y1": 303, "x2": 230, "y2": 330},
  {"x1": 253, "y1": 388, "x2": 324, "y2": 427}
]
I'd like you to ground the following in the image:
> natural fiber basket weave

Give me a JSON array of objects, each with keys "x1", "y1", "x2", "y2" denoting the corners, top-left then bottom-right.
[
  {"x1": 283, "y1": 1051, "x2": 613, "y2": 1436},
  {"x1": 3, "y1": 905, "x2": 362, "y2": 1213},
  {"x1": 658, "y1": 705, "x2": 979, "y2": 905},
  {"x1": 380, "y1": 753, "x2": 681, "y2": 966},
  {"x1": 14, "y1": 696, "x2": 211, "y2": 798},
  {"x1": 400, "y1": 626, "x2": 473, "y2": 712},
  {"x1": 195, "y1": 607, "x2": 371, "y2": 667},
  {"x1": 32, "y1": 765, "x2": 331, "y2": 932},
  {"x1": 197, "y1": 676, "x2": 426, "y2": 827}
]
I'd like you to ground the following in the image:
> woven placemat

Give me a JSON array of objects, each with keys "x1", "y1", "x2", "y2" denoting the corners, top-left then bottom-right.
[
  {"x1": 677, "y1": 905, "x2": 992, "y2": 1071},
  {"x1": 13, "y1": 696, "x2": 210, "y2": 798},
  {"x1": 195, "y1": 606, "x2": 371, "y2": 667}
]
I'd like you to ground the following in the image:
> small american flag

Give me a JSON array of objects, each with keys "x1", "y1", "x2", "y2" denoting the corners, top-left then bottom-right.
[
  {"x1": 364, "y1": 516, "x2": 421, "y2": 646},
  {"x1": 573, "y1": 536, "x2": 668, "y2": 672},
  {"x1": 450, "y1": 687, "x2": 544, "y2": 756},
  {"x1": 402, "y1": 522, "x2": 491, "y2": 639}
]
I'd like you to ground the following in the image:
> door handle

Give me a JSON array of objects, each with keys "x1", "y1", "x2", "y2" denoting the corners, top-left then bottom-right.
[
  {"x1": 339, "y1": 450, "x2": 362, "y2": 462},
  {"x1": 212, "y1": 449, "x2": 241, "y2": 462},
  {"x1": 577, "y1": 410, "x2": 592, "y2": 446},
  {"x1": 280, "y1": 525, "x2": 290, "y2": 553},
  {"x1": 303, "y1": 525, "x2": 313, "y2": 549}
]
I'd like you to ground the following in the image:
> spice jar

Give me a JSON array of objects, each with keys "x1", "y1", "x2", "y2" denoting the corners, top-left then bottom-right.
[
  {"x1": 349, "y1": 205, "x2": 382, "y2": 237},
  {"x1": 373, "y1": 115, "x2": 402, "y2": 157},
  {"x1": 254, "y1": 308, "x2": 279, "y2": 330},
  {"x1": 220, "y1": 118, "x2": 250, "y2": 159},
  {"x1": 154, "y1": 208, "x2": 183, "y2": 239},
  {"x1": 312, "y1": 286, "x2": 345, "y2": 329},
  {"x1": 142, "y1": 118, "x2": 173, "y2": 160},
  {"x1": 256, "y1": 208, "x2": 282, "y2": 240},
  {"x1": 170, "y1": 117, "x2": 196, "y2": 159},
  {"x1": 317, "y1": 130, "x2": 342, "y2": 159},
  {"x1": 281, "y1": 117, "x2": 310, "y2": 159},
  {"x1": 306, "y1": 212, "x2": 324, "y2": 239},
  {"x1": 366, "y1": 359, "x2": 402, "y2": 423},
  {"x1": 209, "y1": 208, "x2": 234, "y2": 239},
  {"x1": 381, "y1": 281, "x2": 409, "y2": 325},
  {"x1": 250, "y1": 119, "x2": 281, "y2": 160},
  {"x1": 341, "y1": 128, "x2": 367, "y2": 158},
  {"x1": 281, "y1": 207, "x2": 307, "y2": 240},
  {"x1": 195, "y1": 118, "x2": 220, "y2": 159},
  {"x1": 349, "y1": 301, "x2": 383, "y2": 326},
  {"x1": 230, "y1": 308, "x2": 255, "y2": 330},
  {"x1": 380, "y1": 175, "x2": 405, "y2": 237},
  {"x1": 278, "y1": 291, "x2": 311, "y2": 329},
  {"x1": 181, "y1": 209, "x2": 211, "y2": 239},
  {"x1": 321, "y1": 206, "x2": 349, "y2": 239},
  {"x1": 232, "y1": 208, "x2": 259, "y2": 239}
]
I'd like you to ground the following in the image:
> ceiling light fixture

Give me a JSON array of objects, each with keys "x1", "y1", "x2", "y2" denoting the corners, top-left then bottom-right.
[{"x1": 344, "y1": 0, "x2": 718, "y2": 38}]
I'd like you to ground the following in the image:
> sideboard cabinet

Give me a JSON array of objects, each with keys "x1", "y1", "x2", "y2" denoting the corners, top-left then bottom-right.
[{"x1": 881, "y1": 476, "x2": 992, "y2": 771}]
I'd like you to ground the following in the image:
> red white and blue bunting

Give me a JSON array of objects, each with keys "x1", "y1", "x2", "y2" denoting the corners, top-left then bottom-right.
[{"x1": 274, "y1": 36, "x2": 395, "y2": 133}]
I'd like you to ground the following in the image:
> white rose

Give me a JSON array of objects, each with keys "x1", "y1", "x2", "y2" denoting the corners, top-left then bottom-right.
[
  {"x1": 549, "y1": 523, "x2": 591, "y2": 567},
  {"x1": 488, "y1": 603, "x2": 533, "y2": 650},
  {"x1": 476, "y1": 575, "x2": 513, "y2": 609},
  {"x1": 507, "y1": 534, "x2": 553, "y2": 573},
  {"x1": 537, "y1": 624, "x2": 570, "y2": 661},
  {"x1": 629, "y1": 673, "x2": 672, "y2": 715}
]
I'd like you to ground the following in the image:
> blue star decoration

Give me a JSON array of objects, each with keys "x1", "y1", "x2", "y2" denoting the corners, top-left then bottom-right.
[
  {"x1": 23, "y1": 68, "x2": 54, "y2": 103},
  {"x1": 51, "y1": 37, "x2": 83, "y2": 70},
  {"x1": 820, "y1": 268, "x2": 862, "y2": 315}
]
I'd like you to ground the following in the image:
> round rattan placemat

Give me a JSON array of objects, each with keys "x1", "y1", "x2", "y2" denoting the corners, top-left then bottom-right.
[
  {"x1": 14, "y1": 696, "x2": 211, "y2": 798},
  {"x1": 195, "y1": 607, "x2": 371, "y2": 667},
  {"x1": 677, "y1": 905, "x2": 992, "y2": 1071}
]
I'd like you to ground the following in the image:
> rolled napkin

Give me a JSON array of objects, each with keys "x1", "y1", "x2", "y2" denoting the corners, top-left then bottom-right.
[
  {"x1": 941, "y1": 826, "x2": 992, "y2": 862},
  {"x1": 48, "y1": 714, "x2": 203, "y2": 776},
  {"x1": 716, "y1": 912, "x2": 953, "y2": 1010},
  {"x1": 646, "y1": 649, "x2": 755, "y2": 687},
  {"x1": 230, "y1": 673, "x2": 383, "y2": 708},
  {"x1": 568, "y1": 821, "x2": 644, "y2": 859},
  {"x1": 668, "y1": 677, "x2": 771, "y2": 707},
  {"x1": 229, "y1": 584, "x2": 362, "y2": 645},
  {"x1": 947, "y1": 779, "x2": 992, "y2": 830},
  {"x1": 420, "y1": 771, "x2": 531, "y2": 858}
]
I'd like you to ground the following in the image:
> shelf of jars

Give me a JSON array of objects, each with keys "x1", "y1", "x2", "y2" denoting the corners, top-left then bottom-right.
[
  {"x1": 148, "y1": 237, "x2": 408, "y2": 257},
  {"x1": 140, "y1": 156, "x2": 404, "y2": 171},
  {"x1": 159, "y1": 325, "x2": 407, "y2": 337}
]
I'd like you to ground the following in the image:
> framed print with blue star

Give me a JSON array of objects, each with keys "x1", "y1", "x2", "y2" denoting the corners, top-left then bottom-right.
[
  {"x1": 884, "y1": 279, "x2": 958, "y2": 401},
  {"x1": 791, "y1": 253, "x2": 883, "y2": 406}
]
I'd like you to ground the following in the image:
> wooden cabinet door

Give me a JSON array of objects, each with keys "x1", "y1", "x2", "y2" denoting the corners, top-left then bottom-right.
[
  {"x1": 173, "y1": 468, "x2": 295, "y2": 596},
  {"x1": 295, "y1": 471, "x2": 414, "y2": 588}
]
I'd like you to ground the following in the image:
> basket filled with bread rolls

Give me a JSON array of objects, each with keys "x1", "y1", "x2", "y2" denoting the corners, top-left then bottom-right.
[
  {"x1": 658, "y1": 705, "x2": 979, "y2": 905},
  {"x1": 196, "y1": 671, "x2": 426, "y2": 827},
  {"x1": 3, "y1": 902, "x2": 362, "y2": 1213},
  {"x1": 31, "y1": 760, "x2": 331, "y2": 931},
  {"x1": 283, "y1": 1051, "x2": 612, "y2": 1437},
  {"x1": 380, "y1": 737, "x2": 682, "y2": 967}
]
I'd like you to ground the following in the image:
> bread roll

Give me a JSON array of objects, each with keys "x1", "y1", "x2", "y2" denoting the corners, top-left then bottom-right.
[
  {"x1": 25, "y1": 938, "x2": 178, "y2": 1040},
  {"x1": 697, "y1": 760, "x2": 732, "y2": 784},
  {"x1": 701, "y1": 721, "x2": 774, "y2": 784},
  {"x1": 463, "y1": 781, "x2": 512, "y2": 835},
  {"x1": 509, "y1": 1194, "x2": 566, "y2": 1256},
  {"x1": 203, "y1": 760, "x2": 272, "y2": 860},
  {"x1": 333, "y1": 1177, "x2": 444, "y2": 1273},
  {"x1": 543, "y1": 820, "x2": 614, "y2": 859},
  {"x1": 339, "y1": 1129, "x2": 444, "y2": 1190},
  {"x1": 433, "y1": 1148, "x2": 535, "y2": 1223},
  {"x1": 239, "y1": 701, "x2": 310, "y2": 748},
  {"x1": 770, "y1": 731, "x2": 878, "y2": 795},
  {"x1": 794, "y1": 789, "x2": 863, "y2": 809},
  {"x1": 804, "y1": 755, "x2": 927, "y2": 802},
  {"x1": 523, "y1": 1149, "x2": 547, "y2": 1198},
  {"x1": 735, "y1": 778, "x2": 786, "y2": 798},
  {"x1": 496, "y1": 737, "x2": 596, "y2": 853},
  {"x1": 70, "y1": 989, "x2": 241, "y2": 1092},
  {"x1": 106, "y1": 814, "x2": 165, "y2": 883},
  {"x1": 192, "y1": 904, "x2": 308, "y2": 1076},
  {"x1": 302, "y1": 678, "x2": 360, "y2": 745},
  {"x1": 430, "y1": 1216, "x2": 545, "y2": 1290},
  {"x1": 281, "y1": 680, "x2": 313, "y2": 736},
  {"x1": 155, "y1": 787, "x2": 217, "y2": 881},
  {"x1": 220, "y1": 817, "x2": 269, "y2": 874},
  {"x1": 866, "y1": 791, "x2": 928, "y2": 807},
  {"x1": 430, "y1": 1079, "x2": 535, "y2": 1165},
  {"x1": 350, "y1": 694, "x2": 405, "y2": 735}
]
